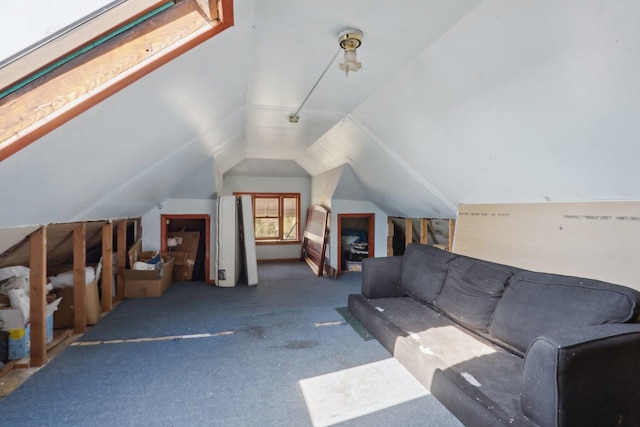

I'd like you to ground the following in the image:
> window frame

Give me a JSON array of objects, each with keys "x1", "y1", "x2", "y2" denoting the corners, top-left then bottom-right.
[
  {"x1": 235, "y1": 192, "x2": 301, "y2": 245},
  {"x1": 0, "y1": 0, "x2": 233, "y2": 162}
]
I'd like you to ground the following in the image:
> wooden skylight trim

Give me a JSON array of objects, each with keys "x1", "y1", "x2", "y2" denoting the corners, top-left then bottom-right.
[
  {"x1": 0, "y1": 0, "x2": 233, "y2": 162},
  {"x1": 0, "y1": 0, "x2": 172, "y2": 92}
]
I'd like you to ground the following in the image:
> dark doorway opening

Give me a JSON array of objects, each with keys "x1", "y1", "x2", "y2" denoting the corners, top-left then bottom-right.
[
  {"x1": 160, "y1": 214, "x2": 211, "y2": 283},
  {"x1": 337, "y1": 213, "x2": 375, "y2": 276}
]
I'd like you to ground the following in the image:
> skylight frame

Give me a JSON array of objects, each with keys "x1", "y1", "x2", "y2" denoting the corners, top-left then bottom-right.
[
  {"x1": 0, "y1": 0, "x2": 233, "y2": 162},
  {"x1": 0, "y1": 0, "x2": 173, "y2": 92}
]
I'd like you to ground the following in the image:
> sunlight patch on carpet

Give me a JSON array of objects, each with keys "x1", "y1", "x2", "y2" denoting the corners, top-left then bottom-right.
[{"x1": 299, "y1": 358, "x2": 429, "y2": 426}]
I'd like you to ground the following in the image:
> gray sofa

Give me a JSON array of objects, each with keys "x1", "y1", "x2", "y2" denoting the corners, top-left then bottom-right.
[{"x1": 348, "y1": 243, "x2": 640, "y2": 427}]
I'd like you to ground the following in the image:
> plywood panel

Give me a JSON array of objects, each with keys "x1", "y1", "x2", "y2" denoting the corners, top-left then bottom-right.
[{"x1": 453, "y1": 202, "x2": 640, "y2": 290}]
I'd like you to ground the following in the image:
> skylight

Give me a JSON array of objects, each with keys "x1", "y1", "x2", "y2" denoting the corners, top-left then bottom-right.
[
  {"x1": 0, "y1": 0, "x2": 119, "y2": 66},
  {"x1": 0, "y1": 0, "x2": 233, "y2": 162}
]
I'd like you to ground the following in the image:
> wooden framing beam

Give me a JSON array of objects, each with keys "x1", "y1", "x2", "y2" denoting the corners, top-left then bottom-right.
[
  {"x1": 419, "y1": 218, "x2": 429, "y2": 245},
  {"x1": 73, "y1": 223, "x2": 87, "y2": 334},
  {"x1": 101, "y1": 222, "x2": 113, "y2": 312},
  {"x1": 29, "y1": 226, "x2": 47, "y2": 367},
  {"x1": 405, "y1": 218, "x2": 413, "y2": 248},
  {"x1": 387, "y1": 217, "x2": 394, "y2": 256},
  {"x1": 116, "y1": 220, "x2": 127, "y2": 301}
]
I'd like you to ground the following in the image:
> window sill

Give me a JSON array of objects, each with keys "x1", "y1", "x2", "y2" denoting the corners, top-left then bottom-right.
[{"x1": 256, "y1": 240, "x2": 301, "y2": 246}]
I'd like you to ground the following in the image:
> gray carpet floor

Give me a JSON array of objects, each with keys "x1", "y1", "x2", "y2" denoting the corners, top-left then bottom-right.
[{"x1": 0, "y1": 263, "x2": 463, "y2": 426}]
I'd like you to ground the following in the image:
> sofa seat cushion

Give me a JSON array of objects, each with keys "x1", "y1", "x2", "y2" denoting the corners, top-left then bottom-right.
[
  {"x1": 348, "y1": 295, "x2": 533, "y2": 426},
  {"x1": 489, "y1": 271, "x2": 640, "y2": 353},
  {"x1": 434, "y1": 257, "x2": 513, "y2": 332},
  {"x1": 400, "y1": 244, "x2": 458, "y2": 304}
]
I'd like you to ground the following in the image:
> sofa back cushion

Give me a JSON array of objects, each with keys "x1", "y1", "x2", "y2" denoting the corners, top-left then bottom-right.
[
  {"x1": 489, "y1": 271, "x2": 640, "y2": 353},
  {"x1": 434, "y1": 256, "x2": 514, "y2": 332},
  {"x1": 400, "y1": 243, "x2": 457, "y2": 304}
]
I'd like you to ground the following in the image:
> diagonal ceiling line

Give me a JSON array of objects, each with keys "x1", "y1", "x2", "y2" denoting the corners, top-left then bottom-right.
[
  {"x1": 70, "y1": 106, "x2": 244, "y2": 221},
  {"x1": 346, "y1": 113, "x2": 456, "y2": 213}
]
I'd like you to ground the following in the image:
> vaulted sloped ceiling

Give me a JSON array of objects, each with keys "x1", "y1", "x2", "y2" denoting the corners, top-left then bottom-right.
[{"x1": 1, "y1": 0, "x2": 640, "y2": 229}]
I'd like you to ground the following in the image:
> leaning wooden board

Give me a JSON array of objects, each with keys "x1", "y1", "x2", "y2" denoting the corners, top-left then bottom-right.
[
  {"x1": 301, "y1": 205, "x2": 329, "y2": 276},
  {"x1": 453, "y1": 202, "x2": 640, "y2": 291}
]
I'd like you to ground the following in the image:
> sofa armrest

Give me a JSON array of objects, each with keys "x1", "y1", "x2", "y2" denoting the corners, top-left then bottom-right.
[
  {"x1": 361, "y1": 256, "x2": 404, "y2": 299},
  {"x1": 521, "y1": 323, "x2": 640, "y2": 427}
]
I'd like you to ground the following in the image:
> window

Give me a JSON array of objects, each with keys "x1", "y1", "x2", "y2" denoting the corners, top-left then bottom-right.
[{"x1": 237, "y1": 193, "x2": 300, "y2": 244}]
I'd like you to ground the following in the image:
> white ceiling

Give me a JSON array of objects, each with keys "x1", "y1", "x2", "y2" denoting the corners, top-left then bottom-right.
[{"x1": 1, "y1": 0, "x2": 640, "y2": 228}]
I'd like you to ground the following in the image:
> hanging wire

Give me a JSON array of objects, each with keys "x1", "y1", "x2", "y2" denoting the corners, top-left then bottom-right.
[{"x1": 289, "y1": 48, "x2": 342, "y2": 123}]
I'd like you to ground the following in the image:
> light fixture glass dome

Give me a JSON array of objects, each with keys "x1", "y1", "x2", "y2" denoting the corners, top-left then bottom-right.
[
  {"x1": 339, "y1": 49, "x2": 361, "y2": 75},
  {"x1": 337, "y1": 29, "x2": 363, "y2": 76}
]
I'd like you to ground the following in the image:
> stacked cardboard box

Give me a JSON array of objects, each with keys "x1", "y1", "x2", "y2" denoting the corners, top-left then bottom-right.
[{"x1": 123, "y1": 252, "x2": 174, "y2": 298}]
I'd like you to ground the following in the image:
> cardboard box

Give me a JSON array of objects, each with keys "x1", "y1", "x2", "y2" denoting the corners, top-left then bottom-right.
[
  {"x1": 168, "y1": 232, "x2": 199, "y2": 280},
  {"x1": 53, "y1": 280, "x2": 100, "y2": 329},
  {"x1": 169, "y1": 251, "x2": 189, "y2": 280},
  {"x1": 123, "y1": 256, "x2": 174, "y2": 298},
  {"x1": 2, "y1": 301, "x2": 58, "y2": 360}
]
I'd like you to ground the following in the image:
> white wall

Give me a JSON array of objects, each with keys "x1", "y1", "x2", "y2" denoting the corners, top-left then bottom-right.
[
  {"x1": 310, "y1": 165, "x2": 343, "y2": 208},
  {"x1": 222, "y1": 175, "x2": 311, "y2": 260},
  {"x1": 328, "y1": 199, "x2": 388, "y2": 270},
  {"x1": 141, "y1": 198, "x2": 217, "y2": 282}
]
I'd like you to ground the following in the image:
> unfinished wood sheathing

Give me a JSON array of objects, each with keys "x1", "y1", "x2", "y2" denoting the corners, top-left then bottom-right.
[
  {"x1": 453, "y1": 202, "x2": 640, "y2": 290},
  {"x1": 73, "y1": 223, "x2": 87, "y2": 334},
  {"x1": 0, "y1": 220, "x2": 108, "y2": 269},
  {"x1": 29, "y1": 227, "x2": 47, "y2": 367}
]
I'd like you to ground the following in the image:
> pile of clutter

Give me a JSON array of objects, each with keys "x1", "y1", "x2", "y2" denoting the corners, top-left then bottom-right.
[
  {"x1": 132, "y1": 252, "x2": 165, "y2": 277},
  {"x1": 0, "y1": 265, "x2": 100, "y2": 366}
]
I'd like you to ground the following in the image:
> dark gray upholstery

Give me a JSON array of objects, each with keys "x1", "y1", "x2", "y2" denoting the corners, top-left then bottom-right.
[
  {"x1": 348, "y1": 294, "x2": 533, "y2": 426},
  {"x1": 400, "y1": 243, "x2": 457, "y2": 304},
  {"x1": 434, "y1": 256, "x2": 512, "y2": 332},
  {"x1": 489, "y1": 270, "x2": 640, "y2": 353},
  {"x1": 521, "y1": 324, "x2": 640, "y2": 427},
  {"x1": 361, "y1": 256, "x2": 404, "y2": 299},
  {"x1": 347, "y1": 244, "x2": 640, "y2": 427}
]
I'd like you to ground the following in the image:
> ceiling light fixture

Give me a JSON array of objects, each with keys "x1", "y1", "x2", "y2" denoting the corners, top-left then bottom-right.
[
  {"x1": 288, "y1": 28, "x2": 364, "y2": 124},
  {"x1": 338, "y1": 29, "x2": 363, "y2": 76}
]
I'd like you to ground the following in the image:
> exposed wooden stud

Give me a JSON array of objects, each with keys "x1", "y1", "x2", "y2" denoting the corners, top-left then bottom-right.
[
  {"x1": 448, "y1": 219, "x2": 456, "y2": 252},
  {"x1": 73, "y1": 223, "x2": 87, "y2": 334},
  {"x1": 405, "y1": 218, "x2": 413, "y2": 248},
  {"x1": 116, "y1": 220, "x2": 127, "y2": 301},
  {"x1": 101, "y1": 222, "x2": 113, "y2": 312},
  {"x1": 419, "y1": 218, "x2": 429, "y2": 245},
  {"x1": 387, "y1": 217, "x2": 394, "y2": 256},
  {"x1": 29, "y1": 226, "x2": 47, "y2": 367}
]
